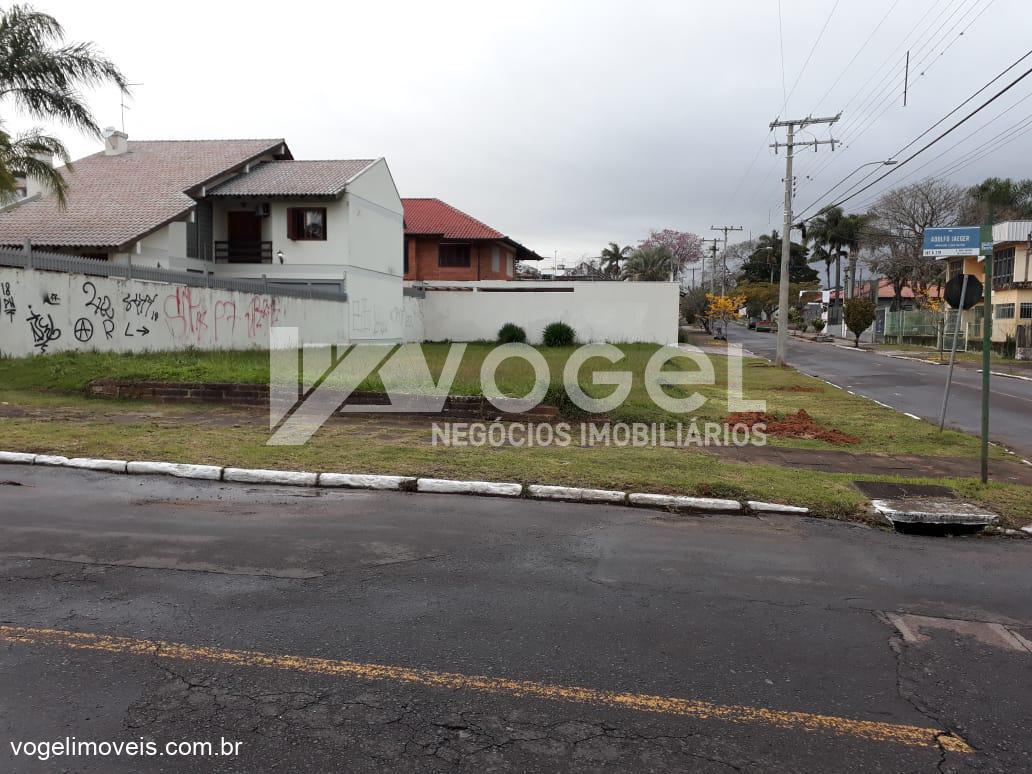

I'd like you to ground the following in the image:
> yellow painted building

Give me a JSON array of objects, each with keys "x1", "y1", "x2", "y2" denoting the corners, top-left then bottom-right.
[{"x1": 945, "y1": 221, "x2": 1032, "y2": 348}]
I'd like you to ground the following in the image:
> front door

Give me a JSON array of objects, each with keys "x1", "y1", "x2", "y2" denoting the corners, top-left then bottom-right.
[{"x1": 226, "y1": 211, "x2": 263, "y2": 262}]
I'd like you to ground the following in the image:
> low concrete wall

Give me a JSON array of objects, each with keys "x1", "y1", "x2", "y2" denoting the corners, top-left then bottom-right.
[
  {"x1": 0, "y1": 265, "x2": 350, "y2": 357},
  {"x1": 416, "y1": 280, "x2": 678, "y2": 344}
]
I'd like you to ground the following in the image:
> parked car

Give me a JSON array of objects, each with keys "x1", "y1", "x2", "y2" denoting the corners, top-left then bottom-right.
[
  {"x1": 747, "y1": 318, "x2": 757, "y2": 329},
  {"x1": 755, "y1": 320, "x2": 773, "y2": 332}
]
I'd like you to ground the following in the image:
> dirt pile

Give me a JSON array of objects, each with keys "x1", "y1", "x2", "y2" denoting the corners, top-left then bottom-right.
[{"x1": 727, "y1": 409, "x2": 859, "y2": 445}]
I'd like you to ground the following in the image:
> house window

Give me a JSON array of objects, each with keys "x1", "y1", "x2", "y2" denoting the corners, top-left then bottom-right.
[
  {"x1": 994, "y1": 303, "x2": 1015, "y2": 320},
  {"x1": 507, "y1": 255, "x2": 514, "y2": 276},
  {"x1": 491, "y1": 246, "x2": 500, "y2": 273},
  {"x1": 403, "y1": 238, "x2": 410, "y2": 274},
  {"x1": 993, "y1": 247, "x2": 1014, "y2": 286},
  {"x1": 1020, "y1": 302, "x2": 1032, "y2": 319},
  {"x1": 439, "y1": 243, "x2": 471, "y2": 267},
  {"x1": 287, "y1": 207, "x2": 327, "y2": 241},
  {"x1": 947, "y1": 258, "x2": 963, "y2": 279}
]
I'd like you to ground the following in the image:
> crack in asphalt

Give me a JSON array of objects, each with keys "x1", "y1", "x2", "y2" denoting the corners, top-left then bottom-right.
[{"x1": 123, "y1": 661, "x2": 758, "y2": 771}]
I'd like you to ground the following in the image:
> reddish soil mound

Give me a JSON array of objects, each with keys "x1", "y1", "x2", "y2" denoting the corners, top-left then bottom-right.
[{"x1": 727, "y1": 409, "x2": 859, "y2": 445}]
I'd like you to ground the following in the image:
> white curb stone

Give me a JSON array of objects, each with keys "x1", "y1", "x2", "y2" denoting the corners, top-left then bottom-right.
[
  {"x1": 527, "y1": 485, "x2": 626, "y2": 504},
  {"x1": 318, "y1": 473, "x2": 414, "y2": 490},
  {"x1": 33, "y1": 454, "x2": 69, "y2": 466},
  {"x1": 747, "y1": 500, "x2": 810, "y2": 514},
  {"x1": 0, "y1": 451, "x2": 36, "y2": 464},
  {"x1": 65, "y1": 457, "x2": 128, "y2": 473},
  {"x1": 127, "y1": 461, "x2": 224, "y2": 480},
  {"x1": 224, "y1": 468, "x2": 318, "y2": 486},
  {"x1": 628, "y1": 493, "x2": 742, "y2": 512},
  {"x1": 417, "y1": 478, "x2": 523, "y2": 497}
]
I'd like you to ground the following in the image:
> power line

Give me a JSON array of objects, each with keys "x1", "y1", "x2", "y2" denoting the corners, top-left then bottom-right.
[
  {"x1": 794, "y1": 0, "x2": 995, "y2": 194},
  {"x1": 777, "y1": 0, "x2": 788, "y2": 112},
  {"x1": 792, "y1": 0, "x2": 973, "y2": 184},
  {"x1": 810, "y1": 0, "x2": 902, "y2": 114},
  {"x1": 793, "y1": 0, "x2": 980, "y2": 186},
  {"x1": 797, "y1": 57, "x2": 1032, "y2": 221}
]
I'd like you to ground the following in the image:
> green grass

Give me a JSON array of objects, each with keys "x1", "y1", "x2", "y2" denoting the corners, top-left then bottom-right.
[
  {"x1": 0, "y1": 344, "x2": 999, "y2": 457},
  {"x1": 0, "y1": 389, "x2": 1027, "y2": 528}
]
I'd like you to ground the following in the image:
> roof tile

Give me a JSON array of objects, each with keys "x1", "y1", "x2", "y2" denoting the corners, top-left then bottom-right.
[
  {"x1": 0, "y1": 139, "x2": 286, "y2": 248},
  {"x1": 208, "y1": 159, "x2": 376, "y2": 197}
]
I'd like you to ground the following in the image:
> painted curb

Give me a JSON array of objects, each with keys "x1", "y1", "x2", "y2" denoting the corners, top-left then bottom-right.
[
  {"x1": 127, "y1": 461, "x2": 223, "y2": 480},
  {"x1": 224, "y1": 468, "x2": 318, "y2": 486},
  {"x1": 0, "y1": 449, "x2": 819, "y2": 520},
  {"x1": 417, "y1": 478, "x2": 523, "y2": 497},
  {"x1": 318, "y1": 473, "x2": 414, "y2": 490},
  {"x1": 1021, "y1": 525, "x2": 1032, "y2": 536},
  {"x1": 527, "y1": 485, "x2": 627, "y2": 504},
  {"x1": 628, "y1": 493, "x2": 743, "y2": 513},
  {"x1": 65, "y1": 457, "x2": 128, "y2": 474},
  {"x1": 0, "y1": 451, "x2": 36, "y2": 465},
  {"x1": 747, "y1": 500, "x2": 810, "y2": 514},
  {"x1": 33, "y1": 454, "x2": 69, "y2": 466}
]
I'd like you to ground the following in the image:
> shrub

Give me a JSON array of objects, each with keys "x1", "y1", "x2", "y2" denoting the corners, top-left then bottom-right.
[
  {"x1": 497, "y1": 322, "x2": 527, "y2": 344},
  {"x1": 542, "y1": 321, "x2": 576, "y2": 347},
  {"x1": 811, "y1": 318, "x2": 826, "y2": 333},
  {"x1": 843, "y1": 297, "x2": 876, "y2": 347}
]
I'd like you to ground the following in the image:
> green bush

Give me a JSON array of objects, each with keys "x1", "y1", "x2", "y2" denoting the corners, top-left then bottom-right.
[
  {"x1": 542, "y1": 321, "x2": 576, "y2": 347},
  {"x1": 497, "y1": 322, "x2": 527, "y2": 344}
]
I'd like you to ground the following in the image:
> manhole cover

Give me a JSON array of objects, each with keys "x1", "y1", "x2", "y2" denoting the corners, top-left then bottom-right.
[{"x1": 853, "y1": 481, "x2": 955, "y2": 499}]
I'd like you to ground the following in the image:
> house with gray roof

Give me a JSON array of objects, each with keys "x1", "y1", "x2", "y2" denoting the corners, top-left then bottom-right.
[{"x1": 0, "y1": 130, "x2": 404, "y2": 292}]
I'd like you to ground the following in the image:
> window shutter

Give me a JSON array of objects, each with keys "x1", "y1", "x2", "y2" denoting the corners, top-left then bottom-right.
[{"x1": 287, "y1": 208, "x2": 298, "y2": 240}]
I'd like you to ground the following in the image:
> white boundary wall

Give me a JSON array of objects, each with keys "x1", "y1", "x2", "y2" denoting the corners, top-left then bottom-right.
[
  {"x1": 0, "y1": 266, "x2": 350, "y2": 357},
  {"x1": 416, "y1": 281, "x2": 678, "y2": 344}
]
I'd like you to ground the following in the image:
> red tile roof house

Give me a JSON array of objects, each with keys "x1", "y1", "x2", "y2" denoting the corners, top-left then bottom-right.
[
  {"x1": 0, "y1": 130, "x2": 404, "y2": 290},
  {"x1": 402, "y1": 198, "x2": 543, "y2": 281}
]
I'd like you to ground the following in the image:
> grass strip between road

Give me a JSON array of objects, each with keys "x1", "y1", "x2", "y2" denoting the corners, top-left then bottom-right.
[{"x1": 0, "y1": 624, "x2": 972, "y2": 753}]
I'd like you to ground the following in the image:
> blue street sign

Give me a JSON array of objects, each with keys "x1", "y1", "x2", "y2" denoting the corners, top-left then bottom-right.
[{"x1": 922, "y1": 226, "x2": 981, "y2": 257}]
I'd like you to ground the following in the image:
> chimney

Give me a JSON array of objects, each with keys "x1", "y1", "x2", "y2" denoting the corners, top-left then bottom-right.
[
  {"x1": 22, "y1": 152, "x2": 54, "y2": 199},
  {"x1": 103, "y1": 126, "x2": 128, "y2": 156}
]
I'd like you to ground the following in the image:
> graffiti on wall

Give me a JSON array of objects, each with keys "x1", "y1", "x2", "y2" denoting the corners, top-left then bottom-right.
[
  {"x1": 0, "y1": 268, "x2": 308, "y2": 357},
  {"x1": 26, "y1": 305, "x2": 61, "y2": 352},
  {"x1": 1, "y1": 282, "x2": 15, "y2": 321}
]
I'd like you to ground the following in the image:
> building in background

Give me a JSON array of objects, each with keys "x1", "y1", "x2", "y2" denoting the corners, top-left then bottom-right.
[{"x1": 402, "y1": 198, "x2": 542, "y2": 281}]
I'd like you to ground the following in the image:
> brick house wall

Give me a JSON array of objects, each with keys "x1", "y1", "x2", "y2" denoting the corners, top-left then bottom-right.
[{"x1": 404, "y1": 237, "x2": 515, "y2": 281}]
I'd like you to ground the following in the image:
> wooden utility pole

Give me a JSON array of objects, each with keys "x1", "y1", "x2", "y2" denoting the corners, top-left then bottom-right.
[{"x1": 769, "y1": 113, "x2": 840, "y2": 366}]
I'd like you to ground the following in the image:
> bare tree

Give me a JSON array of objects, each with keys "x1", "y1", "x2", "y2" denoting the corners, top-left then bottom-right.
[{"x1": 863, "y1": 180, "x2": 962, "y2": 309}]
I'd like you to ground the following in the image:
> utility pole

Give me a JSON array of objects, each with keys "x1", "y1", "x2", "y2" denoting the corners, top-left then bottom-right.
[
  {"x1": 711, "y1": 225, "x2": 743, "y2": 295},
  {"x1": 769, "y1": 113, "x2": 841, "y2": 366},
  {"x1": 702, "y1": 238, "x2": 721, "y2": 293}
]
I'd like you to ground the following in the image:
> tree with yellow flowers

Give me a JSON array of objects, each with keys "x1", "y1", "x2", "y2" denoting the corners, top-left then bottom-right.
[{"x1": 705, "y1": 293, "x2": 746, "y2": 340}]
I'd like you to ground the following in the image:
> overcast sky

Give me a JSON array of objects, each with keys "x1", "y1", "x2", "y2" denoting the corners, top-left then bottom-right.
[{"x1": 16, "y1": 0, "x2": 1032, "y2": 267}]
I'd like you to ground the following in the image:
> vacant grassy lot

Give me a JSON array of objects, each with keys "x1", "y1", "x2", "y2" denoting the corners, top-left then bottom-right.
[
  {"x1": 0, "y1": 344, "x2": 993, "y2": 456},
  {"x1": 1, "y1": 390, "x2": 1028, "y2": 527}
]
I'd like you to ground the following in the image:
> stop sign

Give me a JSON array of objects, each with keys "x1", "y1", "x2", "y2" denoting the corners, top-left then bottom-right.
[{"x1": 944, "y1": 273, "x2": 982, "y2": 310}]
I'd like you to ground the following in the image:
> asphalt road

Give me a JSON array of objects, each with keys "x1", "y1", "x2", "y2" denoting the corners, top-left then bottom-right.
[
  {"x1": 727, "y1": 327, "x2": 1032, "y2": 457},
  {"x1": 1, "y1": 466, "x2": 1030, "y2": 772}
]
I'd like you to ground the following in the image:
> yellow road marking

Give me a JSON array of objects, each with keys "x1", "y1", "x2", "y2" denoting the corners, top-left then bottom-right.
[{"x1": 0, "y1": 624, "x2": 971, "y2": 753}]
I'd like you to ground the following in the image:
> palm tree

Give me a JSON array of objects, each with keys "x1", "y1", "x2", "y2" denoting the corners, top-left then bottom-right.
[
  {"x1": 599, "y1": 241, "x2": 631, "y2": 277},
  {"x1": 622, "y1": 244, "x2": 674, "y2": 281},
  {"x1": 0, "y1": 5, "x2": 129, "y2": 205},
  {"x1": 808, "y1": 206, "x2": 845, "y2": 290}
]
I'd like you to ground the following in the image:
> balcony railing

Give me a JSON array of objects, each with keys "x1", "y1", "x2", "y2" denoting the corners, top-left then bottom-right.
[{"x1": 214, "y1": 240, "x2": 273, "y2": 263}]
